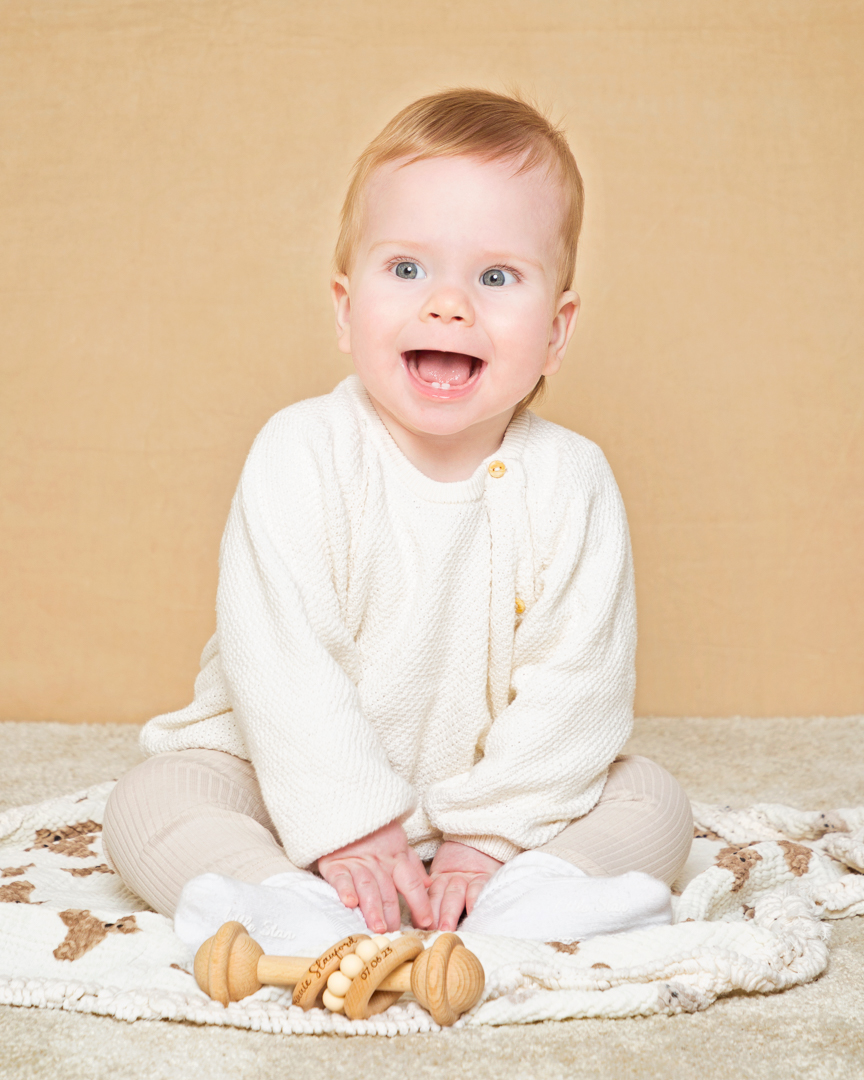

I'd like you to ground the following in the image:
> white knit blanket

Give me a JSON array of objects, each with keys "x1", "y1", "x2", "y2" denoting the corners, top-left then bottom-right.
[{"x1": 1, "y1": 783, "x2": 862, "y2": 1035}]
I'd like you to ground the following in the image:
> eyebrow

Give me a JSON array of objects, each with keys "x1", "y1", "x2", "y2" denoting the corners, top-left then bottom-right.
[{"x1": 368, "y1": 240, "x2": 546, "y2": 272}]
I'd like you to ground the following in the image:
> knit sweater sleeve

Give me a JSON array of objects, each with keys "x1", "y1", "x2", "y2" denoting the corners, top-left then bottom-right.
[
  {"x1": 216, "y1": 409, "x2": 416, "y2": 868},
  {"x1": 424, "y1": 441, "x2": 636, "y2": 862}
]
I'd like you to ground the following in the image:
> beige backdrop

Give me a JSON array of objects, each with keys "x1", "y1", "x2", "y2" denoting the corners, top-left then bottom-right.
[{"x1": 2, "y1": 1, "x2": 862, "y2": 723}]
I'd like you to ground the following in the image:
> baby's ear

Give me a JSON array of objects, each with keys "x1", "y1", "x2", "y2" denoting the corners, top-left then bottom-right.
[
  {"x1": 331, "y1": 274, "x2": 352, "y2": 354},
  {"x1": 543, "y1": 290, "x2": 580, "y2": 375}
]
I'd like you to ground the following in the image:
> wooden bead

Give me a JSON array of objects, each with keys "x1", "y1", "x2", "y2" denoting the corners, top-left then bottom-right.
[
  {"x1": 321, "y1": 988, "x2": 345, "y2": 1013},
  {"x1": 339, "y1": 953, "x2": 365, "y2": 979},
  {"x1": 371, "y1": 934, "x2": 391, "y2": 949},
  {"x1": 354, "y1": 938, "x2": 381, "y2": 962},
  {"x1": 326, "y1": 970, "x2": 353, "y2": 997}
]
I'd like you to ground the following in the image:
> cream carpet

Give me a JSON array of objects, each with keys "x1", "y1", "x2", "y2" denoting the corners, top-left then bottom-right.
[{"x1": 1, "y1": 717, "x2": 862, "y2": 1079}]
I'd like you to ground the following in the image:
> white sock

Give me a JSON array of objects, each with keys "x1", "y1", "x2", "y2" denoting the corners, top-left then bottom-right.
[
  {"x1": 460, "y1": 851, "x2": 672, "y2": 942},
  {"x1": 173, "y1": 870, "x2": 368, "y2": 958}
]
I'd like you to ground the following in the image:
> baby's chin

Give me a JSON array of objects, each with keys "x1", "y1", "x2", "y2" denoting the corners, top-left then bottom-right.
[{"x1": 394, "y1": 396, "x2": 524, "y2": 440}]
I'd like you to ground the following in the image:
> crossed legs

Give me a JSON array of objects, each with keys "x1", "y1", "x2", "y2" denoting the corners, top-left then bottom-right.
[{"x1": 103, "y1": 749, "x2": 692, "y2": 948}]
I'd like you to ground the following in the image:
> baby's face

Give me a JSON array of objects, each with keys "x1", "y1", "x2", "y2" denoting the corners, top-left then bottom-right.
[{"x1": 332, "y1": 155, "x2": 578, "y2": 446}]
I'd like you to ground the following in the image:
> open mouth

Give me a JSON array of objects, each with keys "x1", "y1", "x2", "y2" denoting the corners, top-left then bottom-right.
[{"x1": 404, "y1": 350, "x2": 485, "y2": 395}]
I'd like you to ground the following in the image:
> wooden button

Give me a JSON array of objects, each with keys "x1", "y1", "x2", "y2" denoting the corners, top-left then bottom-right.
[{"x1": 488, "y1": 460, "x2": 506, "y2": 478}]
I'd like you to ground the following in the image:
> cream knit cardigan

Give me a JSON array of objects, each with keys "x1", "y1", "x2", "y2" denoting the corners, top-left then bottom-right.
[{"x1": 141, "y1": 376, "x2": 636, "y2": 869}]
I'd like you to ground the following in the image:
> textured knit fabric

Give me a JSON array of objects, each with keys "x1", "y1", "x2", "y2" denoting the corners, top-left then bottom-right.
[
  {"x1": 141, "y1": 376, "x2": 636, "y2": 868},
  {"x1": 103, "y1": 751, "x2": 689, "y2": 918}
]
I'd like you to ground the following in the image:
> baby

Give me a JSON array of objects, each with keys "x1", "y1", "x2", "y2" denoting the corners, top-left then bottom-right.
[{"x1": 103, "y1": 89, "x2": 692, "y2": 958}]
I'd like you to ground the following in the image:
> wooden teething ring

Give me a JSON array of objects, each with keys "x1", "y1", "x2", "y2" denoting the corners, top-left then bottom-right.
[
  {"x1": 291, "y1": 934, "x2": 370, "y2": 1009},
  {"x1": 343, "y1": 934, "x2": 424, "y2": 1019}
]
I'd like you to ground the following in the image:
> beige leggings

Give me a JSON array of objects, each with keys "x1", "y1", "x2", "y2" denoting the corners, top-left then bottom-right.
[{"x1": 103, "y1": 749, "x2": 693, "y2": 918}]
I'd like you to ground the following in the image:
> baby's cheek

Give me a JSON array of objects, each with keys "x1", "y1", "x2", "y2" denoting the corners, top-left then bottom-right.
[{"x1": 486, "y1": 300, "x2": 549, "y2": 353}]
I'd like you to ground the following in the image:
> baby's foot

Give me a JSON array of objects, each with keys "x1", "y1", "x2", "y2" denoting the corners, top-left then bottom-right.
[
  {"x1": 460, "y1": 851, "x2": 672, "y2": 941},
  {"x1": 173, "y1": 870, "x2": 368, "y2": 958}
]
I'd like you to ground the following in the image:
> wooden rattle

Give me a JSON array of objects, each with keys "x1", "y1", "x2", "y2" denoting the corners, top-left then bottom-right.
[{"x1": 194, "y1": 921, "x2": 484, "y2": 1026}]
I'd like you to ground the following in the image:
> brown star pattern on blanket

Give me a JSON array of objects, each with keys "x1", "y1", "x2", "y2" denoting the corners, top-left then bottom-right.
[
  {"x1": 547, "y1": 941, "x2": 580, "y2": 954},
  {"x1": 53, "y1": 909, "x2": 141, "y2": 961},
  {"x1": 1, "y1": 864, "x2": 35, "y2": 878},
  {"x1": 26, "y1": 821, "x2": 102, "y2": 859},
  {"x1": 778, "y1": 841, "x2": 812, "y2": 876},
  {"x1": 716, "y1": 845, "x2": 763, "y2": 892},
  {"x1": 0, "y1": 880, "x2": 42, "y2": 904},
  {"x1": 694, "y1": 825, "x2": 723, "y2": 841},
  {"x1": 61, "y1": 865, "x2": 115, "y2": 878},
  {"x1": 816, "y1": 812, "x2": 849, "y2": 834}
]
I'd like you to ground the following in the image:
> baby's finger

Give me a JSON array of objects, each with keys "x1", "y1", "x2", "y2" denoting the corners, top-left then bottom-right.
[
  {"x1": 465, "y1": 874, "x2": 491, "y2": 915},
  {"x1": 404, "y1": 847, "x2": 432, "y2": 886},
  {"x1": 375, "y1": 869, "x2": 403, "y2": 933},
  {"x1": 320, "y1": 863, "x2": 360, "y2": 909},
  {"x1": 393, "y1": 858, "x2": 433, "y2": 930},
  {"x1": 426, "y1": 875, "x2": 447, "y2": 928},
  {"x1": 350, "y1": 866, "x2": 387, "y2": 934},
  {"x1": 436, "y1": 876, "x2": 469, "y2": 932}
]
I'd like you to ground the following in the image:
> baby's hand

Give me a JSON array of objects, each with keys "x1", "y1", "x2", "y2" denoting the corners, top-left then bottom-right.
[
  {"x1": 428, "y1": 841, "x2": 503, "y2": 931},
  {"x1": 317, "y1": 820, "x2": 432, "y2": 934}
]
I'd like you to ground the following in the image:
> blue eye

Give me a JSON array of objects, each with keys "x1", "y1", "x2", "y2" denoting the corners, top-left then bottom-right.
[
  {"x1": 393, "y1": 261, "x2": 426, "y2": 280},
  {"x1": 481, "y1": 268, "x2": 515, "y2": 287}
]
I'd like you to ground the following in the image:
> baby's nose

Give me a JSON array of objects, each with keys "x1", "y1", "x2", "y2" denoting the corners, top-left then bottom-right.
[{"x1": 421, "y1": 288, "x2": 474, "y2": 325}]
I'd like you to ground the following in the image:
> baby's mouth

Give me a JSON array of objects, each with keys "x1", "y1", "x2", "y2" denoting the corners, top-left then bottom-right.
[{"x1": 404, "y1": 350, "x2": 484, "y2": 390}]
